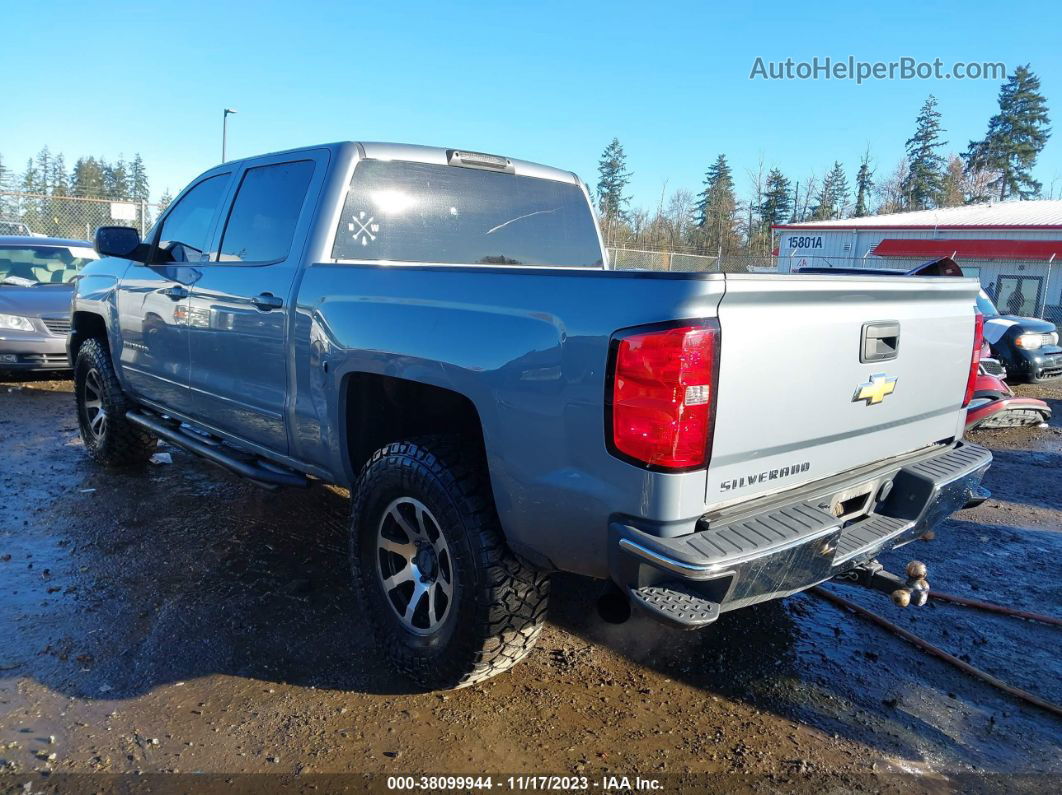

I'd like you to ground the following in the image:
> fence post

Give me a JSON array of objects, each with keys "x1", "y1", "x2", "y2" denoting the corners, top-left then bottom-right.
[
  {"x1": 141, "y1": 200, "x2": 147, "y2": 236},
  {"x1": 1042, "y1": 258, "x2": 1055, "y2": 320}
]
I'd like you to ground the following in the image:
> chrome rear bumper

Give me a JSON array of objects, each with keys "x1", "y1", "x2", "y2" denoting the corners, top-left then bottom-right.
[{"x1": 609, "y1": 442, "x2": 992, "y2": 628}]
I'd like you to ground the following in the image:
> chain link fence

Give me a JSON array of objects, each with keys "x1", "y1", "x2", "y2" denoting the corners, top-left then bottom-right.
[
  {"x1": 0, "y1": 191, "x2": 161, "y2": 242},
  {"x1": 607, "y1": 248, "x2": 776, "y2": 273},
  {"x1": 608, "y1": 247, "x2": 1061, "y2": 324}
]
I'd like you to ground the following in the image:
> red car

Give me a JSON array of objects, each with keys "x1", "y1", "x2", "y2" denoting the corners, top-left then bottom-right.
[{"x1": 966, "y1": 343, "x2": 1051, "y2": 431}]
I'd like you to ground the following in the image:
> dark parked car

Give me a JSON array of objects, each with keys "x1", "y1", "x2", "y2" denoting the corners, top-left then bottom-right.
[
  {"x1": 977, "y1": 290, "x2": 1062, "y2": 383},
  {"x1": 0, "y1": 236, "x2": 98, "y2": 375}
]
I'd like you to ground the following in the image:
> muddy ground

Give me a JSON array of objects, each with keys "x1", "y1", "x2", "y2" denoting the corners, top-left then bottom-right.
[{"x1": 0, "y1": 376, "x2": 1059, "y2": 791}]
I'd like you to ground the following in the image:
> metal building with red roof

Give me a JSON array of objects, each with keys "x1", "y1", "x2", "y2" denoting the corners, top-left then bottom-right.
[{"x1": 773, "y1": 200, "x2": 1062, "y2": 319}]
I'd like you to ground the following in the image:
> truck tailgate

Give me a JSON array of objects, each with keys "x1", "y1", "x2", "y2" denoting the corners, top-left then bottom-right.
[{"x1": 707, "y1": 274, "x2": 979, "y2": 509}]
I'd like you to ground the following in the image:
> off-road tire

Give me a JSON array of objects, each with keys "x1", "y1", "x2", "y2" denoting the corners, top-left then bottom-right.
[
  {"x1": 350, "y1": 436, "x2": 550, "y2": 690},
  {"x1": 74, "y1": 337, "x2": 157, "y2": 466}
]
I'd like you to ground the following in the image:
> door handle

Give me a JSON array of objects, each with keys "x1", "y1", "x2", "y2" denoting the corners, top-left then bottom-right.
[
  {"x1": 860, "y1": 321, "x2": 900, "y2": 363},
  {"x1": 251, "y1": 293, "x2": 284, "y2": 311},
  {"x1": 160, "y1": 286, "x2": 188, "y2": 300}
]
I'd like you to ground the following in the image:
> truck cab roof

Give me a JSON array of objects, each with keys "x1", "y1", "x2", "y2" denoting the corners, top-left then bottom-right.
[{"x1": 221, "y1": 141, "x2": 580, "y2": 185}]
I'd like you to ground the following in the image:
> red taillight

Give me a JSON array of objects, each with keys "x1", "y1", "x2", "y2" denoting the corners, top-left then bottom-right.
[
  {"x1": 963, "y1": 312, "x2": 984, "y2": 408},
  {"x1": 609, "y1": 321, "x2": 720, "y2": 470}
]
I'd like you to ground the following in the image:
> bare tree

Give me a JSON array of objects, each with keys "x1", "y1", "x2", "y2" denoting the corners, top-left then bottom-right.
[
  {"x1": 746, "y1": 155, "x2": 768, "y2": 256},
  {"x1": 940, "y1": 155, "x2": 966, "y2": 207},
  {"x1": 663, "y1": 189, "x2": 695, "y2": 250},
  {"x1": 794, "y1": 174, "x2": 817, "y2": 223},
  {"x1": 876, "y1": 159, "x2": 911, "y2": 214}
]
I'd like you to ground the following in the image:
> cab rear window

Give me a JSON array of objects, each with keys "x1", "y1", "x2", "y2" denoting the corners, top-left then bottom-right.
[{"x1": 332, "y1": 160, "x2": 603, "y2": 267}]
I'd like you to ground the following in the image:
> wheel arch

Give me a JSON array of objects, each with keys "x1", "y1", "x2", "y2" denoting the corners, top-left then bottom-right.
[
  {"x1": 340, "y1": 371, "x2": 489, "y2": 486},
  {"x1": 69, "y1": 310, "x2": 110, "y2": 363}
]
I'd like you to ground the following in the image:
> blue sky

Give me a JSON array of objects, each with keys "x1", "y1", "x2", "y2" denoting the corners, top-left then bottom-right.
[{"x1": 4, "y1": 0, "x2": 1061, "y2": 206}]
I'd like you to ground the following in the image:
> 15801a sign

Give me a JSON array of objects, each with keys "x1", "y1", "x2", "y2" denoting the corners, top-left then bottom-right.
[{"x1": 787, "y1": 235, "x2": 824, "y2": 249}]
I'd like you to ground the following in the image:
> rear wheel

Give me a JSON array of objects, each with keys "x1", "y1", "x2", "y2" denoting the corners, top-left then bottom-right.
[
  {"x1": 349, "y1": 436, "x2": 550, "y2": 690},
  {"x1": 74, "y1": 338, "x2": 157, "y2": 466}
]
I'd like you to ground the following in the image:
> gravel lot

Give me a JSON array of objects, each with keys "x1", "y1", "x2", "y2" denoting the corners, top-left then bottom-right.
[{"x1": 1, "y1": 375, "x2": 1059, "y2": 790}]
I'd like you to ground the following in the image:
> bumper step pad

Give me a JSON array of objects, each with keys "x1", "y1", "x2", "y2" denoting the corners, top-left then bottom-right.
[
  {"x1": 833, "y1": 514, "x2": 911, "y2": 564},
  {"x1": 628, "y1": 583, "x2": 720, "y2": 629}
]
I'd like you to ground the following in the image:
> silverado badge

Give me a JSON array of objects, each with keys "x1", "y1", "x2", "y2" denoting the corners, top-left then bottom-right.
[{"x1": 853, "y1": 374, "x2": 897, "y2": 406}]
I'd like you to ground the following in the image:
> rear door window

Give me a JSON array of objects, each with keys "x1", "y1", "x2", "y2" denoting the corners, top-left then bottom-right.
[
  {"x1": 332, "y1": 160, "x2": 603, "y2": 267},
  {"x1": 218, "y1": 160, "x2": 315, "y2": 263}
]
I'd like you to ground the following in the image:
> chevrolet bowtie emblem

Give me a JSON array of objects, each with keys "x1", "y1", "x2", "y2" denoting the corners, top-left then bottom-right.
[{"x1": 853, "y1": 374, "x2": 897, "y2": 405}]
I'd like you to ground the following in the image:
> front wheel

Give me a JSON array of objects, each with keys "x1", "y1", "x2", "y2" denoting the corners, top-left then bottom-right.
[
  {"x1": 349, "y1": 437, "x2": 550, "y2": 690},
  {"x1": 74, "y1": 337, "x2": 157, "y2": 466}
]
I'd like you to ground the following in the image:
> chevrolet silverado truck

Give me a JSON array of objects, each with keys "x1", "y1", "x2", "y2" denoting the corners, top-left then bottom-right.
[{"x1": 69, "y1": 142, "x2": 991, "y2": 689}]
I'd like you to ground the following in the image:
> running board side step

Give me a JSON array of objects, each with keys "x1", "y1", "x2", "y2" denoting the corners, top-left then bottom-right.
[{"x1": 126, "y1": 411, "x2": 308, "y2": 490}]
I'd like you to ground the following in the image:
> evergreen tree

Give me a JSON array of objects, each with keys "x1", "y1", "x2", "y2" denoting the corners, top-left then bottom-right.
[
  {"x1": 902, "y1": 95, "x2": 947, "y2": 209},
  {"x1": 72, "y1": 157, "x2": 107, "y2": 198},
  {"x1": 758, "y1": 168, "x2": 791, "y2": 228},
  {"x1": 812, "y1": 161, "x2": 848, "y2": 220},
  {"x1": 940, "y1": 156, "x2": 966, "y2": 207},
  {"x1": 50, "y1": 154, "x2": 68, "y2": 197},
  {"x1": 21, "y1": 158, "x2": 42, "y2": 194},
  {"x1": 20, "y1": 158, "x2": 44, "y2": 230},
  {"x1": 33, "y1": 147, "x2": 52, "y2": 195},
  {"x1": 595, "y1": 138, "x2": 631, "y2": 226},
  {"x1": 828, "y1": 161, "x2": 849, "y2": 217},
  {"x1": 103, "y1": 156, "x2": 130, "y2": 200},
  {"x1": 130, "y1": 154, "x2": 150, "y2": 203},
  {"x1": 811, "y1": 178, "x2": 832, "y2": 220},
  {"x1": 694, "y1": 154, "x2": 739, "y2": 256},
  {"x1": 0, "y1": 153, "x2": 12, "y2": 220},
  {"x1": 853, "y1": 150, "x2": 874, "y2": 217},
  {"x1": 157, "y1": 188, "x2": 174, "y2": 214},
  {"x1": 964, "y1": 65, "x2": 1051, "y2": 200}
]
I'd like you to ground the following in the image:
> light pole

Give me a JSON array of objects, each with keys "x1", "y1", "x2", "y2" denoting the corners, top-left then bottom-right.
[{"x1": 222, "y1": 108, "x2": 237, "y2": 162}]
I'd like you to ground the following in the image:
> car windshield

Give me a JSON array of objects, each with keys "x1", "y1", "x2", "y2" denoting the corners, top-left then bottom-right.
[
  {"x1": 976, "y1": 290, "x2": 1000, "y2": 318},
  {"x1": 0, "y1": 245, "x2": 98, "y2": 286}
]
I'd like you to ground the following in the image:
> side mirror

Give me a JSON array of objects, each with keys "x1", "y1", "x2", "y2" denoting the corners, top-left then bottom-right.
[{"x1": 95, "y1": 226, "x2": 146, "y2": 261}]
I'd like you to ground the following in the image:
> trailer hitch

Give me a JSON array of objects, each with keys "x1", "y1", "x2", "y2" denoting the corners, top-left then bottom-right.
[{"x1": 834, "y1": 559, "x2": 930, "y2": 607}]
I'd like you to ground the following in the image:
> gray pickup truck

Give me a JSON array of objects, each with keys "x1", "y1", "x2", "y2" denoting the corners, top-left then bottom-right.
[{"x1": 70, "y1": 142, "x2": 991, "y2": 689}]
